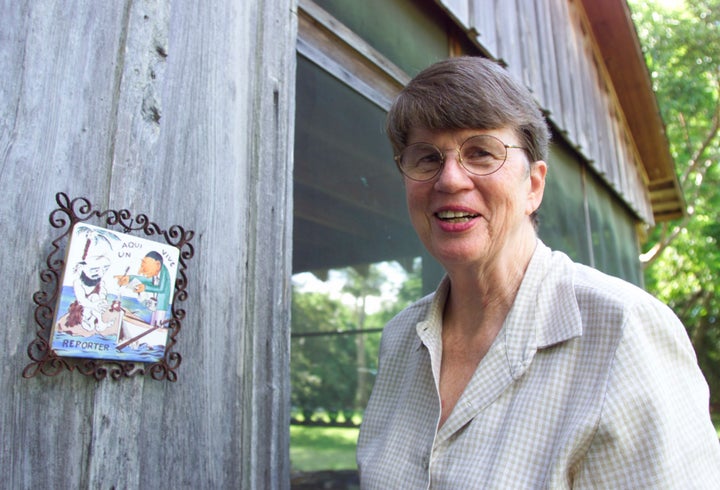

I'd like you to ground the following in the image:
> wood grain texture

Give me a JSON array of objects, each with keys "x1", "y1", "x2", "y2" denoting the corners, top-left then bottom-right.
[{"x1": 0, "y1": 0, "x2": 297, "y2": 488}]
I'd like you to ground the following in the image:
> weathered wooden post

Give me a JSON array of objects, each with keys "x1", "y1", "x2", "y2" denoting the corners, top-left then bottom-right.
[{"x1": 0, "y1": 1, "x2": 297, "y2": 488}]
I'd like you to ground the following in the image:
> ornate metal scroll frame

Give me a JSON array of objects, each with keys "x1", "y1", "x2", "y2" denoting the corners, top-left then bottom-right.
[{"x1": 23, "y1": 192, "x2": 194, "y2": 382}]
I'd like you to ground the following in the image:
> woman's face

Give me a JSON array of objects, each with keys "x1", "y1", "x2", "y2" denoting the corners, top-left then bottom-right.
[{"x1": 402, "y1": 127, "x2": 546, "y2": 272}]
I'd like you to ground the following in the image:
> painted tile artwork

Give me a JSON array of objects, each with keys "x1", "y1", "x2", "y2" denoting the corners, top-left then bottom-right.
[{"x1": 50, "y1": 223, "x2": 180, "y2": 363}]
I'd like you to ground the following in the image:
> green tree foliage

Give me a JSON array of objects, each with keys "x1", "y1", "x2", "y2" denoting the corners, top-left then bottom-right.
[
  {"x1": 290, "y1": 261, "x2": 423, "y2": 421},
  {"x1": 341, "y1": 265, "x2": 385, "y2": 409},
  {"x1": 291, "y1": 291, "x2": 358, "y2": 420},
  {"x1": 630, "y1": 0, "x2": 720, "y2": 405}
]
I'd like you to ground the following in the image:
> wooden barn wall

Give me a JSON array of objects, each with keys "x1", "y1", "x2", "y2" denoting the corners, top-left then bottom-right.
[
  {"x1": 0, "y1": 1, "x2": 296, "y2": 489},
  {"x1": 440, "y1": 0, "x2": 654, "y2": 224}
]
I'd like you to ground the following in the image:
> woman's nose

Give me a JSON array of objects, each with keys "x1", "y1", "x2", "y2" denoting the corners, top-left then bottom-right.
[{"x1": 434, "y1": 151, "x2": 473, "y2": 190}]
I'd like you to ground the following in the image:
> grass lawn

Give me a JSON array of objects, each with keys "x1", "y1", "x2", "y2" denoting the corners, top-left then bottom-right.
[
  {"x1": 290, "y1": 425, "x2": 359, "y2": 472},
  {"x1": 290, "y1": 414, "x2": 720, "y2": 473}
]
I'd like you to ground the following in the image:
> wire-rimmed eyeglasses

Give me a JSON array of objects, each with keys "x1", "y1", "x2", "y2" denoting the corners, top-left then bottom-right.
[{"x1": 394, "y1": 134, "x2": 527, "y2": 182}]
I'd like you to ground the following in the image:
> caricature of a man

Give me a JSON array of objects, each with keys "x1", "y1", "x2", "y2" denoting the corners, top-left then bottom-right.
[
  {"x1": 117, "y1": 251, "x2": 171, "y2": 327},
  {"x1": 66, "y1": 252, "x2": 112, "y2": 332}
]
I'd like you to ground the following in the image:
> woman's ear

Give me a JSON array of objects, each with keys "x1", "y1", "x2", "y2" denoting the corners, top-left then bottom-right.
[{"x1": 526, "y1": 160, "x2": 547, "y2": 215}]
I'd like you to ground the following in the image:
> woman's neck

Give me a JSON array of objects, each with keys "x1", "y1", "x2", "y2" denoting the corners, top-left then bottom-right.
[{"x1": 443, "y1": 235, "x2": 537, "y2": 339}]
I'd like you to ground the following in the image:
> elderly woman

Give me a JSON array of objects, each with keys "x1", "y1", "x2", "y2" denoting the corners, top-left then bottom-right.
[{"x1": 356, "y1": 56, "x2": 720, "y2": 488}]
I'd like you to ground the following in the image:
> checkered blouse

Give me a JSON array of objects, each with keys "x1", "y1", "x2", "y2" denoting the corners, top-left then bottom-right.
[{"x1": 357, "y1": 241, "x2": 720, "y2": 489}]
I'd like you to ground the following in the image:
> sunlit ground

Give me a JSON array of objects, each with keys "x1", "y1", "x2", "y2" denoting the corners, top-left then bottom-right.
[
  {"x1": 290, "y1": 425, "x2": 359, "y2": 472},
  {"x1": 289, "y1": 415, "x2": 719, "y2": 473}
]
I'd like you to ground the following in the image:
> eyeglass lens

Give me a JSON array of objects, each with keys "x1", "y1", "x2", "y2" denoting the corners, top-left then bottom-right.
[{"x1": 398, "y1": 135, "x2": 508, "y2": 181}]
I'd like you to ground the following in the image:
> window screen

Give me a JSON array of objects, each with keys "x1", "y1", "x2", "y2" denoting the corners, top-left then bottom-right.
[
  {"x1": 313, "y1": 0, "x2": 450, "y2": 77},
  {"x1": 538, "y1": 138, "x2": 593, "y2": 265}
]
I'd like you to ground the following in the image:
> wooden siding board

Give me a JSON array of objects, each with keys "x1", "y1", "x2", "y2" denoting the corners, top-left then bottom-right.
[
  {"x1": 548, "y1": 0, "x2": 575, "y2": 139},
  {"x1": 495, "y1": 0, "x2": 524, "y2": 81},
  {"x1": 581, "y1": 41, "x2": 600, "y2": 170},
  {"x1": 567, "y1": 2, "x2": 590, "y2": 154},
  {"x1": 616, "y1": 116, "x2": 630, "y2": 198},
  {"x1": 600, "y1": 89, "x2": 617, "y2": 188},
  {"x1": 296, "y1": 2, "x2": 409, "y2": 111},
  {"x1": 518, "y1": 0, "x2": 543, "y2": 101},
  {"x1": 0, "y1": 2, "x2": 132, "y2": 489},
  {"x1": 242, "y1": 1, "x2": 296, "y2": 485},
  {"x1": 1, "y1": 0, "x2": 296, "y2": 488},
  {"x1": 441, "y1": 0, "x2": 471, "y2": 28},
  {"x1": 296, "y1": 36, "x2": 395, "y2": 110},
  {"x1": 608, "y1": 111, "x2": 620, "y2": 189},
  {"x1": 580, "y1": 0, "x2": 682, "y2": 221},
  {"x1": 532, "y1": 0, "x2": 563, "y2": 114},
  {"x1": 100, "y1": 2, "x2": 226, "y2": 487},
  {"x1": 615, "y1": 121, "x2": 628, "y2": 204},
  {"x1": 470, "y1": 0, "x2": 498, "y2": 56},
  {"x1": 592, "y1": 73, "x2": 609, "y2": 177}
]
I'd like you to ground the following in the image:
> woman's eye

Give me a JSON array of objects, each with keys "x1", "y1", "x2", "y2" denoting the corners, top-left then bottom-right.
[
  {"x1": 464, "y1": 147, "x2": 492, "y2": 160},
  {"x1": 417, "y1": 153, "x2": 442, "y2": 164}
]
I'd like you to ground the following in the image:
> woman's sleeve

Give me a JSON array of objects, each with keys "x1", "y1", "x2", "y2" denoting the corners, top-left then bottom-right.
[{"x1": 574, "y1": 299, "x2": 720, "y2": 488}]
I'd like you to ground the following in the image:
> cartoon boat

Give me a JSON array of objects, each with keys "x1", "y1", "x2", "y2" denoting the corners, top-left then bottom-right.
[{"x1": 116, "y1": 311, "x2": 169, "y2": 351}]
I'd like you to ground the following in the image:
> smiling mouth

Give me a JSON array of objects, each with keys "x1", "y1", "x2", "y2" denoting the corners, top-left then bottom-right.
[{"x1": 435, "y1": 210, "x2": 479, "y2": 223}]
